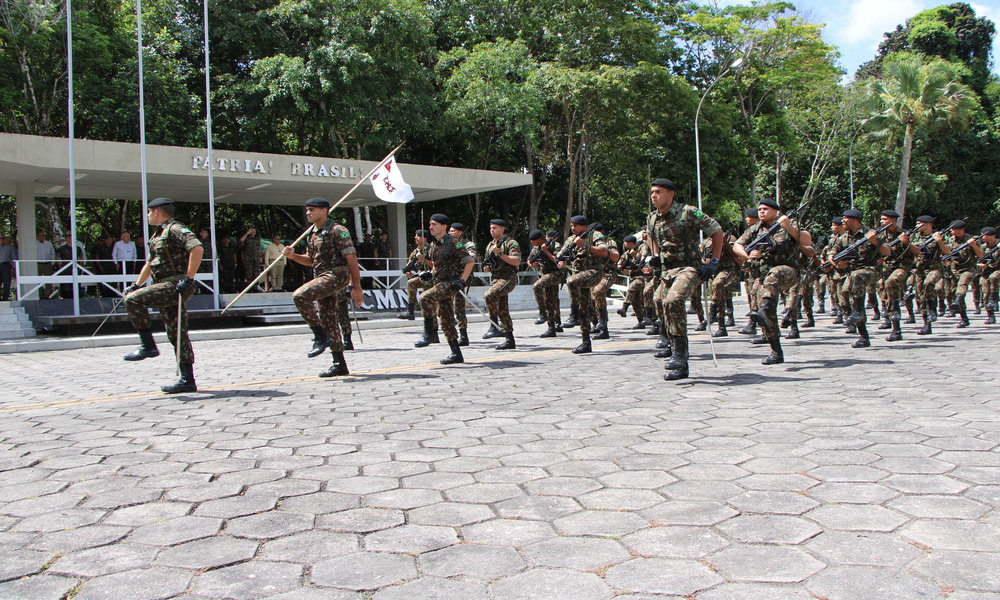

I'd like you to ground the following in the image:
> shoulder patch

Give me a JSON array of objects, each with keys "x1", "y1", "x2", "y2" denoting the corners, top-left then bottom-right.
[
  {"x1": 692, "y1": 209, "x2": 706, "y2": 219},
  {"x1": 338, "y1": 230, "x2": 351, "y2": 239},
  {"x1": 455, "y1": 242, "x2": 463, "y2": 249}
]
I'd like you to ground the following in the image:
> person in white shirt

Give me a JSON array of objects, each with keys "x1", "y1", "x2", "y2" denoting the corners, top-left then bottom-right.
[
  {"x1": 36, "y1": 232, "x2": 56, "y2": 298},
  {"x1": 112, "y1": 232, "x2": 138, "y2": 288},
  {"x1": 263, "y1": 235, "x2": 286, "y2": 292}
]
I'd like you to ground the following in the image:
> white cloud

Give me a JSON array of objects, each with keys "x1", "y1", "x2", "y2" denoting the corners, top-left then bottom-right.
[{"x1": 831, "y1": 0, "x2": 924, "y2": 48}]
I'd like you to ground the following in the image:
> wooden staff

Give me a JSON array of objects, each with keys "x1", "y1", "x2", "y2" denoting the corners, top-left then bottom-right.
[{"x1": 222, "y1": 143, "x2": 404, "y2": 313}]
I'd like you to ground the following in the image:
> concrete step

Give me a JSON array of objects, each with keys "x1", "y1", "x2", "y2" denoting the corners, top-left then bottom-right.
[
  {"x1": 0, "y1": 313, "x2": 30, "y2": 323},
  {"x1": 0, "y1": 328, "x2": 36, "y2": 339}
]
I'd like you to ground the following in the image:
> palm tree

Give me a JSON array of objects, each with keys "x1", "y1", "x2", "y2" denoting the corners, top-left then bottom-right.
[{"x1": 864, "y1": 55, "x2": 978, "y2": 217}]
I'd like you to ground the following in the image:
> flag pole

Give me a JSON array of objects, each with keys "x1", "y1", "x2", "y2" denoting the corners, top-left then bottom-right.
[{"x1": 222, "y1": 143, "x2": 404, "y2": 313}]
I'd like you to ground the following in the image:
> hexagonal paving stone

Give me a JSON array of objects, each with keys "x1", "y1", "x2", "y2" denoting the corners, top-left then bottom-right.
[
  {"x1": 554, "y1": 510, "x2": 649, "y2": 537},
  {"x1": 325, "y1": 476, "x2": 398, "y2": 495},
  {"x1": 621, "y1": 525, "x2": 728, "y2": 558},
  {"x1": 0, "y1": 548, "x2": 56, "y2": 580},
  {"x1": 446, "y1": 483, "x2": 524, "y2": 504},
  {"x1": 191, "y1": 561, "x2": 303, "y2": 600},
  {"x1": 193, "y1": 494, "x2": 277, "y2": 518},
  {"x1": 260, "y1": 530, "x2": 358, "y2": 563},
  {"x1": 496, "y1": 496, "x2": 583, "y2": 521},
  {"x1": 225, "y1": 511, "x2": 314, "y2": 539},
  {"x1": 806, "y1": 504, "x2": 909, "y2": 532},
  {"x1": 364, "y1": 524, "x2": 458, "y2": 554},
  {"x1": 489, "y1": 568, "x2": 612, "y2": 600},
  {"x1": 806, "y1": 531, "x2": 924, "y2": 567},
  {"x1": 698, "y1": 582, "x2": 829, "y2": 600},
  {"x1": 808, "y1": 483, "x2": 899, "y2": 504},
  {"x1": 806, "y1": 566, "x2": 943, "y2": 600},
  {"x1": 409, "y1": 502, "x2": 495, "y2": 526},
  {"x1": 279, "y1": 492, "x2": 361, "y2": 514},
  {"x1": 522, "y1": 477, "x2": 602, "y2": 497},
  {"x1": 887, "y1": 494, "x2": 989, "y2": 519},
  {"x1": 902, "y1": 520, "x2": 1000, "y2": 551},
  {"x1": 912, "y1": 550, "x2": 1000, "y2": 592},
  {"x1": 373, "y1": 577, "x2": 488, "y2": 600},
  {"x1": 522, "y1": 536, "x2": 629, "y2": 570},
  {"x1": 156, "y1": 536, "x2": 259, "y2": 570},
  {"x1": 641, "y1": 500, "x2": 737, "y2": 526},
  {"x1": 708, "y1": 545, "x2": 825, "y2": 582},
  {"x1": 475, "y1": 467, "x2": 548, "y2": 484},
  {"x1": 882, "y1": 474, "x2": 969, "y2": 494},
  {"x1": 419, "y1": 543, "x2": 526, "y2": 580},
  {"x1": 714, "y1": 514, "x2": 822, "y2": 545},
  {"x1": 728, "y1": 490, "x2": 820, "y2": 515},
  {"x1": 317, "y1": 508, "x2": 405, "y2": 533},
  {"x1": 660, "y1": 480, "x2": 744, "y2": 501},
  {"x1": 0, "y1": 574, "x2": 80, "y2": 600},
  {"x1": 461, "y1": 519, "x2": 556, "y2": 547},
  {"x1": 402, "y1": 472, "x2": 475, "y2": 490},
  {"x1": 73, "y1": 566, "x2": 192, "y2": 600},
  {"x1": 597, "y1": 469, "x2": 676, "y2": 489},
  {"x1": 312, "y1": 552, "x2": 417, "y2": 591},
  {"x1": 605, "y1": 557, "x2": 723, "y2": 596},
  {"x1": 128, "y1": 516, "x2": 222, "y2": 546}
]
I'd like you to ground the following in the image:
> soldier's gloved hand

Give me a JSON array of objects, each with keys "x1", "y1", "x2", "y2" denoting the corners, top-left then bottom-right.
[
  {"x1": 419, "y1": 271, "x2": 433, "y2": 282},
  {"x1": 451, "y1": 278, "x2": 466, "y2": 291},
  {"x1": 123, "y1": 283, "x2": 141, "y2": 295},
  {"x1": 698, "y1": 260, "x2": 718, "y2": 281},
  {"x1": 175, "y1": 277, "x2": 195, "y2": 296},
  {"x1": 648, "y1": 255, "x2": 661, "y2": 270}
]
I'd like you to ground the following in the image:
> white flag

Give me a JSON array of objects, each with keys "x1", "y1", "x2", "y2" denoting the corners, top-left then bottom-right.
[{"x1": 370, "y1": 156, "x2": 414, "y2": 204}]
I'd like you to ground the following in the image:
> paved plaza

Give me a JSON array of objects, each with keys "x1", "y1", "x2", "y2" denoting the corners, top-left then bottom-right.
[{"x1": 1, "y1": 303, "x2": 999, "y2": 600}]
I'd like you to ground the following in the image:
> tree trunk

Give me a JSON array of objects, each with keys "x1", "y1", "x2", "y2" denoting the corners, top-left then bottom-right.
[{"x1": 894, "y1": 123, "x2": 915, "y2": 219}]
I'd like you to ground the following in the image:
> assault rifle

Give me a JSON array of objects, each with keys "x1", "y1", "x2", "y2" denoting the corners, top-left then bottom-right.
[
  {"x1": 741, "y1": 200, "x2": 811, "y2": 255},
  {"x1": 556, "y1": 222, "x2": 600, "y2": 264},
  {"x1": 942, "y1": 234, "x2": 985, "y2": 262},
  {"x1": 885, "y1": 224, "x2": 921, "y2": 249},
  {"x1": 831, "y1": 222, "x2": 894, "y2": 263},
  {"x1": 978, "y1": 243, "x2": 999, "y2": 266}
]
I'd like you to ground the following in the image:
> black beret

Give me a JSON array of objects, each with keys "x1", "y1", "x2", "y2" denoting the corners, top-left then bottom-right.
[
  {"x1": 881, "y1": 209, "x2": 901, "y2": 218},
  {"x1": 528, "y1": 229, "x2": 543, "y2": 240},
  {"x1": 832, "y1": 217, "x2": 844, "y2": 225},
  {"x1": 570, "y1": 215, "x2": 589, "y2": 226},
  {"x1": 982, "y1": 226, "x2": 997, "y2": 236},
  {"x1": 415, "y1": 229, "x2": 430, "y2": 239},
  {"x1": 148, "y1": 197, "x2": 174, "y2": 209},
  {"x1": 843, "y1": 208, "x2": 863, "y2": 220},
  {"x1": 593, "y1": 223, "x2": 606, "y2": 232},
  {"x1": 624, "y1": 235, "x2": 637, "y2": 244},
  {"x1": 651, "y1": 178, "x2": 676, "y2": 191},
  {"x1": 949, "y1": 219, "x2": 967, "y2": 229},
  {"x1": 745, "y1": 208, "x2": 759, "y2": 218},
  {"x1": 546, "y1": 230, "x2": 558, "y2": 237},
  {"x1": 916, "y1": 215, "x2": 935, "y2": 223},
  {"x1": 304, "y1": 197, "x2": 330, "y2": 208},
  {"x1": 758, "y1": 198, "x2": 780, "y2": 210},
  {"x1": 450, "y1": 223, "x2": 466, "y2": 231},
  {"x1": 429, "y1": 213, "x2": 451, "y2": 226},
  {"x1": 489, "y1": 219, "x2": 508, "y2": 228}
]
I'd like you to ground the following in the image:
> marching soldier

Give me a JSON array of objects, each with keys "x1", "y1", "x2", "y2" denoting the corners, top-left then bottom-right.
[
  {"x1": 701, "y1": 229, "x2": 740, "y2": 337},
  {"x1": 283, "y1": 198, "x2": 364, "y2": 377},
  {"x1": 738, "y1": 207, "x2": 762, "y2": 335},
  {"x1": 645, "y1": 178, "x2": 724, "y2": 380},
  {"x1": 420, "y1": 214, "x2": 476, "y2": 364},
  {"x1": 617, "y1": 235, "x2": 649, "y2": 329},
  {"x1": 876, "y1": 210, "x2": 912, "y2": 341},
  {"x1": 733, "y1": 199, "x2": 800, "y2": 365},
  {"x1": 559, "y1": 215, "x2": 609, "y2": 354},
  {"x1": 122, "y1": 197, "x2": 204, "y2": 393},
  {"x1": 449, "y1": 223, "x2": 477, "y2": 346},
  {"x1": 527, "y1": 229, "x2": 564, "y2": 337},
  {"x1": 590, "y1": 223, "x2": 619, "y2": 340},
  {"x1": 826, "y1": 208, "x2": 890, "y2": 348},
  {"x1": 911, "y1": 215, "x2": 949, "y2": 335},
  {"x1": 482, "y1": 219, "x2": 521, "y2": 350},
  {"x1": 781, "y1": 224, "x2": 817, "y2": 339},
  {"x1": 826, "y1": 216, "x2": 847, "y2": 323},
  {"x1": 978, "y1": 226, "x2": 999, "y2": 324},
  {"x1": 397, "y1": 230, "x2": 433, "y2": 323},
  {"x1": 944, "y1": 220, "x2": 983, "y2": 327}
]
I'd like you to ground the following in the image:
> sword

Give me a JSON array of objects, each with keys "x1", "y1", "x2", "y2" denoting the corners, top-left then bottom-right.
[
  {"x1": 91, "y1": 295, "x2": 126, "y2": 338},
  {"x1": 702, "y1": 280, "x2": 718, "y2": 368},
  {"x1": 176, "y1": 292, "x2": 183, "y2": 376},
  {"x1": 458, "y1": 288, "x2": 502, "y2": 331},
  {"x1": 348, "y1": 287, "x2": 364, "y2": 345}
]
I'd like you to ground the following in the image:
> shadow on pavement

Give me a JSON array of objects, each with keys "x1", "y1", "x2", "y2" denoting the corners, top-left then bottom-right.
[
  {"x1": 173, "y1": 389, "x2": 292, "y2": 401},
  {"x1": 784, "y1": 358, "x2": 894, "y2": 372},
  {"x1": 691, "y1": 373, "x2": 822, "y2": 386}
]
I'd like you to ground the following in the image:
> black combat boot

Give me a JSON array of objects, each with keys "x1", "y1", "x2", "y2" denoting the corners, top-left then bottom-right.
[
  {"x1": 320, "y1": 351, "x2": 350, "y2": 377},
  {"x1": 343, "y1": 334, "x2": 354, "y2": 351},
  {"x1": 640, "y1": 308, "x2": 655, "y2": 328},
  {"x1": 617, "y1": 302, "x2": 630, "y2": 318},
  {"x1": 986, "y1": 309, "x2": 996, "y2": 325},
  {"x1": 306, "y1": 325, "x2": 335, "y2": 358},
  {"x1": 441, "y1": 339, "x2": 464, "y2": 364},
  {"x1": 904, "y1": 297, "x2": 917, "y2": 323},
  {"x1": 816, "y1": 295, "x2": 826, "y2": 314},
  {"x1": 852, "y1": 322, "x2": 871, "y2": 348},
  {"x1": 540, "y1": 320, "x2": 558, "y2": 338},
  {"x1": 561, "y1": 304, "x2": 580, "y2": 328},
  {"x1": 803, "y1": 313, "x2": 815, "y2": 328},
  {"x1": 869, "y1": 293, "x2": 880, "y2": 319},
  {"x1": 593, "y1": 319, "x2": 610, "y2": 340},
  {"x1": 886, "y1": 318, "x2": 903, "y2": 342},
  {"x1": 832, "y1": 309, "x2": 844, "y2": 324},
  {"x1": 762, "y1": 338, "x2": 784, "y2": 365},
  {"x1": 572, "y1": 331, "x2": 592, "y2": 354},
  {"x1": 987, "y1": 293, "x2": 999, "y2": 311},
  {"x1": 397, "y1": 302, "x2": 415, "y2": 320},
  {"x1": 878, "y1": 313, "x2": 892, "y2": 330},
  {"x1": 942, "y1": 298, "x2": 952, "y2": 318},
  {"x1": 647, "y1": 319, "x2": 661, "y2": 336},
  {"x1": 694, "y1": 318, "x2": 708, "y2": 331},
  {"x1": 956, "y1": 296, "x2": 971, "y2": 328},
  {"x1": 738, "y1": 317, "x2": 757, "y2": 335},
  {"x1": 786, "y1": 319, "x2": 800, "y2": 340},
  {"x1": 162, "y1": 363, "x2": 197, "y2": 393},
  {"x1": 712, "y1": 304, "x2": 728, "y2": 337},
  {"x1": 124, "y1": 328, "x2": 160, "y2": 361},
  {"x1": 917, "y1": 313, "x2": 933, "y2": 335},
  {"x1": 482, "y1": 320, "x2": 502, "y2": 339},
  {"x1": 845, "y1": 297, "x2": 866, "y2": 327},
  {"x1": 845, "y1": 324, "x2": 857, "y2": 334},
  {"x1": 749, "y1": 297, "x2": 777, "y2": 332},
  {"x1": 686, "y1": 298, "x2": 698, "y2": 314},
  {"x1": 415, "y1": 318, "x2": 440, "y2": 347},
  {"x1": 780, "y1": 308, "x2": 792, "y2": 329},
  {"x1": 725, "y1": 298, "x2": 736, "y2": 326},
  {"x1": 708, "y1": 303, "x2": 719, "y2": 325},
  {"x1": 495, "y1": 332, "x2": 516, "y2": 350},
  {"x1": 663, "y1": 336, "x2": 689, "y2": 381},
  {"x1": 632, "y1": 312, "x2": 646, "y2": 329},
  {"x1": 535, "y1": 304, "x2": 547, "y2": 325},
  {"x1": 655, "y1": 329, "x2": 670, "y2": 349},
  {"x1": 654, "y1": 332, "x2": 673, "y2": 358},
  {"x1": 458, "y1": 328, "x2": 469, "y2": 346},
  {"x1": 928, "y1": 300, "x2": 938, "y2": 322}
]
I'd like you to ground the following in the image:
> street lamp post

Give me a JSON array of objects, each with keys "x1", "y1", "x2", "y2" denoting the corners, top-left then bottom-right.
[{"x1": 694, "y1": 57, "x2": 744, "y2": 213}]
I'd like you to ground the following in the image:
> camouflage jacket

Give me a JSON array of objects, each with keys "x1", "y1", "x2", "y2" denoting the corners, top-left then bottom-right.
[
  {"x1": 701, "y1": 234, "x2": 739, "y2": 270},
  {"x1": 307, "y1": 220, "x2": 355, "y2": 276},
  {"x1": 484, "y1": 236, "x2": 521, "y2": 279},
  {"x1": 911, "y1": 230, "x2": 944, "y2": 270},
  {"x1": 528, "y1": 243, "x2": 561, "y2": 274},
  {"x1": 565, "y1": 230, "x2": 608, "y2": 271},
  {"x1": 646, "y1": 203, "x2": 722, "y2": 271},
  {"x1": 737, "y1": 219, "x2": 799, "y2": 268},
  {"x1": 830, "y1": 225, "x2": 880, "y2": 269},
  {"x1": 945, "y1": 232, "x2": 978, "y2": 271},
  {"x1": 454, "y1": 236, "x2": 478, "y2": 262},
  {"x1": 240, "y1": 235, "x2": 262, "y2": 265},
  {"x1": 428, "y1": 235, "x2": 474, "y2": 283},
  {"x1": 880, "y1": 226, "x2": 914, "y2": 268},
  {"x1": 149, "y1": 219, "x2": 202, "y2": 283}
]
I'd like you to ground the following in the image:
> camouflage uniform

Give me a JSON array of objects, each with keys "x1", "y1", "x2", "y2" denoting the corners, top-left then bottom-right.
[
  {"x1": 911, "y1": 230, "x2": 946, "y2": 316},
  {"x1": 483, "y1": 236, "x2": 521, "y2": 333},
  {"x1": 529, "y1": 242, "x2": 563, "y2": 325},
  {"x1": 829, "y1": 224, "x2": 882, "y2": 335},
  {"x1": 421, "y1": 236, "x2": 475, "y2": 342},
  {"x1": 620, "y1": 243, "x2": 648, "y2": 318},
  {"x1": 452, "y1": 236, "x2": 478, "y2": 329},
  {"x1": 125, "y1": 219, "x2": 202, "y2": 363},
  {"x1": 647, "y1": 204, "x2": 722, "y2": 337},
  {"x1": 703, "y1": 235, "x2": 739, "y2": 312},
  {"x1": 879, "y1": 226, "x2": 915, "y2": 314},
  {"x1": 565, "y1": 231, "x2": 608, "y2": 336},
  {"x1": 736, "y1": 219, "x2": 799, "y2": 341},
  {"x1": 946, "y1": 232, "x2": 980, "y2": 299},
  {"x1": 291, "y1": 220, "x2": 356, "y2": 353},
  {"x1": 240, "y1": 234, "x2": 263, "y2": 288},
  {"x1": 979, "y1": 241, "x2": 999, "y2": 321},
  {"x1": 404, "y1": 247, "x2": 433, "y2": 303}
]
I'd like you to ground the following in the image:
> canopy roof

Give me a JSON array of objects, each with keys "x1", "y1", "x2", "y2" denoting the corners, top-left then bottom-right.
[{"x1": 0, "y1": 133, "x2": 531, "y2": 207}]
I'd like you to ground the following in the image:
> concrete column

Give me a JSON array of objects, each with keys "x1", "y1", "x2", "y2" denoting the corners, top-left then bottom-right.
[
  {"x1": 15, "y1": 181, "x2": 38, "y2": 299},
  {"x1": 386, "y1": 202, "x2": 407, "y2": 288}
]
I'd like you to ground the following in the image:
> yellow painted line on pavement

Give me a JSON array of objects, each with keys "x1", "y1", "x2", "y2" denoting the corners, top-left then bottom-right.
[{"x1": 0, "y1": 339, "x2": 652, "y2": 414}]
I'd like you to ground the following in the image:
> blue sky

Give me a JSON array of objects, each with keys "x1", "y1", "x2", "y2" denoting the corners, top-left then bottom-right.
[{"x1": 710, "y1": 0, "x2": 1000, "y2": 77}]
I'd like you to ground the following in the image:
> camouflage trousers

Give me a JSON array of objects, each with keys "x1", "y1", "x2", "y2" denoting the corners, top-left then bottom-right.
[
  {"x1": 756, "y1": 265, "x2": 799, "y2": 302},
  {"x1": 815, "y1": 273, "x2": 829, "y2": 298},
  {"x1": 955, "y1": 269, "x2": 976, "y2": 297},
  {"x1": 708, "y1": 267, "x2": 739, "y2": 306},
  {"x1": 787, "y1": 270, "x2": 816, "y2": 318},
  {"x1": 339, "y1": 294, "x2": 352, "y2": 339},
  {"x1": 882, "y1": 266, "x2": 910, "y2": 304},
  {"x1": 484, "y1": 277, "x2": 517, "y2": 332},
  {"x1": 567, "y1": 269, "x2": 603, "y2": 335},
  {"x1": 125, "y1": 280, "x2": 196, "y2": 363},
  {"x1": 643, "y1": 277, "x2": 660, "y2": 316},
  {"x1": 981, "y1": 270, "x2": 1000, "y2": 298},
  {"x1": 655, "y1": 267, "x2": 700, "y2": 337},
  {"x1": 244, "y1": 260, "x2": 262, "y2": 288},
  {"x1": 915, "y1": 269, "x2": 945, "y2": 313},
  {"x1": 744, "y1": 274, "x2": 760, "y2": 311},
  {"x1": 532, "y1": 272, "x2": 562, "y2": 323},
  {"x1": 844, "y1": 266, "x2": 878, "y2": 299},
  {"x1": 452, "y1": 293, "x2": 468, "y2": 329},
  {"x1": 625, "y1": 276, "x2": 647, "y2": 316},
  {"x1": 592, "y1": 273, "x2": 614, "y2": 313},
  {"x1": 292, "y1": 272, "x2": 349, "y2": 352},
  {"x1": 421, "y1": 283, "x2": 460, "y2": 342},
  {"x1": 406, "y1": 275, "x2": 432, "y2": 304}
]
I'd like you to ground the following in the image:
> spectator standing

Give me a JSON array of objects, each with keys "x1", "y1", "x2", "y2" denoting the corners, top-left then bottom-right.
[
  {"x1": 56, "y1": 234, "x2": 87, "y2": 298},
  {"x1": 218, "y1": 235, "x2": 238, "y2": 293},
  {"x1": 264, "y1": 235, "x2": 287, "y2": 292},
  {"x1": 36, "y1": 232, "x2": 56, "y2": 298},
  {"x1": 240, "y1": 227, "x2": 263, "y2": 291},
  {"x1": 113, "y1": 232, "x2": 138, "y2": 283},
  {"x1": 375, "y1": 231, "x2": 392, "y2": 287},
  {"x1": 0, "y1": 235, "x2": 14, "y2": 300}
]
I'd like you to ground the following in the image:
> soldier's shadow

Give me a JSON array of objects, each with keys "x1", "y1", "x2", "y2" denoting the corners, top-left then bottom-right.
[
  {"x1": 784, "y1": 358, "x2": 894, "y2": 372},
  {"x1": 172, "y1": 389, "x2": 292, "y2": 401},
  {"x1": 350, "y1": 373, "x2": 440, "y2": 381},
  {"x1": 690, "y1": 373, "x2": 822, "y2": 386},
  {"x1": 465, "y1": 360, "x2": 536, "y2": 370}
]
